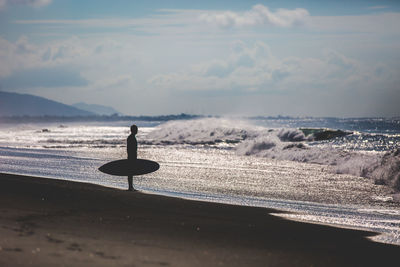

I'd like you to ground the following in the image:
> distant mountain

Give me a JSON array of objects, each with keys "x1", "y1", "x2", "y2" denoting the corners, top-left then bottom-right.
[
  {"x1": 0, "y1": 91, "x2": 95, "y2": 116},
  {"x1": 72, "y1": 102, "x2": 122, "y2": 116}
]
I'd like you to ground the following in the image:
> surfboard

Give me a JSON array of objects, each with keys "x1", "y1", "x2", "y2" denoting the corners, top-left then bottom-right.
[{"x1": 99, "y1": 159, "x2": 160, "y2": 176}]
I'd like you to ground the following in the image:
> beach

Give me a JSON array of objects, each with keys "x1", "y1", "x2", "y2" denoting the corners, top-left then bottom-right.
[
  {"x1": 1, "y1": 173, "x2": 399, "y2": 266},
  {"x1": 2, "y1": 0, "x2": 400, "y2": 266}
]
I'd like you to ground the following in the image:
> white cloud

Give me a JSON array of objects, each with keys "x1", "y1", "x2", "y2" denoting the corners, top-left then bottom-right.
[
  {"x1": 0, "y1": 36, "x2": 42, "y2": 77},
  {"x1": 13, "y1": 6, "x2": 400, "y2": 39},
  {"x1": 199, "y1": 4, "x2": 309, "y2": 28},
  {"x1": 149, "y1": 41, "x2": 394, "y2": 97},
  {"x1": 0, "y1": 35, "x2": 145, "y2": 112},
  {"x1": 149, "y1": 41, "x2": 274, "y2": 90},
  {"x1": 0, "y1": 36, "x2": 141, "y2": 91},
  {"x1": 146, "y1": 41, "x2": 400, "y2": 116},
  {"x1": 2, "y1": 4, "x2": 399, "y2": 116},
  {"x1": 0, "y1": 0, "x2": 51, "y2": 9},
  {"x1": 0, "y1": 36, "x2": 101, "y2": 80}
]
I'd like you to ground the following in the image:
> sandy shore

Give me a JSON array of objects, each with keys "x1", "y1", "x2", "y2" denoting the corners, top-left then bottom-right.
[{"x1": 0, "y1": 173, "x2": 399, "y2": 266}]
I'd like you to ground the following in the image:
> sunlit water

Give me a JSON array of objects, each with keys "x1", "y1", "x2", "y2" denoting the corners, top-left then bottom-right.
[{"x1": 0, "y1": 118, "x2": 399, "y2": 245}]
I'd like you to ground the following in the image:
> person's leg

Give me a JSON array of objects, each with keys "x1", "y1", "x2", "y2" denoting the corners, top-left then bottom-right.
[{"x1": 128, "y1": 175, "x2": 134, "y2": 191}]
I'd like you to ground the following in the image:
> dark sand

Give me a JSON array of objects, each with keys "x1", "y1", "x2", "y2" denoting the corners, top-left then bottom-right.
[{"x1": 0, "y1": 173, "x2": 399, "y2": 267}]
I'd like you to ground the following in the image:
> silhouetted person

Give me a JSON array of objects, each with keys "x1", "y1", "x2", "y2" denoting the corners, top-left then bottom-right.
[{"x1": 127, "y1": 124, "x2": 138, "y2": 191}]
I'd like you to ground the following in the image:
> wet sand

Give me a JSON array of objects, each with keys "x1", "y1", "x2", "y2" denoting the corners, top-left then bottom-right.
[{"x1": 0, "y1": 173, "x2": 399, "y2": 266}]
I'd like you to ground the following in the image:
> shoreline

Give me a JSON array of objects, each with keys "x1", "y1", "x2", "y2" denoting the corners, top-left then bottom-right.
[{"x1": 1, "y1": 173, "x2": 399, "y2": 266}]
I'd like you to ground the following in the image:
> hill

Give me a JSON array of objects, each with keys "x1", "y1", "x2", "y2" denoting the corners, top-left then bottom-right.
[{"x1": 0, "y1": 91, "x2": 95, "y2": 116}]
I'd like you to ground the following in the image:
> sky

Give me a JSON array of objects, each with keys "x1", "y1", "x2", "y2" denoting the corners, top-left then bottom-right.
[{"x1": 0, "y1": 0, "x2": 399, "y2": 117}]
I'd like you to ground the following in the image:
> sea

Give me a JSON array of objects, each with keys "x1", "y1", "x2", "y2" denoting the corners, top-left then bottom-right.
[{"x1": 1, "y1": 116, "x2": 400, "y2": 245}]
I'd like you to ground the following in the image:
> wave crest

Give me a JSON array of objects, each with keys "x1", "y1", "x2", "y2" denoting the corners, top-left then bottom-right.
[
  {"x1": 237, "y1": 135, "x2": 400, "y2": 192},
  {"x1": 145, "y1": 118, "x2": 258, "y2": 145},
  {"x1": 147, "y1": 118, "x2": 400, "y2": 192}
]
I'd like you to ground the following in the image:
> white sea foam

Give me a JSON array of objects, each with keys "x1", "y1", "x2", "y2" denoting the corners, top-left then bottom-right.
[
  {"x1": 236, "y1": 134, "x2": 400, "y2": 191},
  {"x1": 145, "y1": 118, "x2": 260, "y2": 145},
  {"x1": 146, "y1": 118, "x2": 400, "y2": 191}
]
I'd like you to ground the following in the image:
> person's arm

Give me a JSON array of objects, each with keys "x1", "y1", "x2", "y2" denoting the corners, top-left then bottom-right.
[{"x1": 134, "y1": 137, "x2": 138, "y2": 159}]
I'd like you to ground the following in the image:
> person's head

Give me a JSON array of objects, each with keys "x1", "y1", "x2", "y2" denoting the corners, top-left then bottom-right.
[{"x1": 130, "y1": 124, "x2": 138, "y2": 135}]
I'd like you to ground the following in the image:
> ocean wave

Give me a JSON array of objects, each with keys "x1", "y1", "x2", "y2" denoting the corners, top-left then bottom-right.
[
  {"x1": 300, "y1": 128, "x2": 352, "y2": 141},
  {"x1": 144, "y1": 118, "x2": 353, "y2": 145},
  {"x1": 145, "y1": 118, "x2": 259, "y2": 145},
  {"x1": 146, "y1": 118, "x2": 400, "y2": 191},
  {"x1": 236, "y1": 134, "x2": 400, "y2": 192}
]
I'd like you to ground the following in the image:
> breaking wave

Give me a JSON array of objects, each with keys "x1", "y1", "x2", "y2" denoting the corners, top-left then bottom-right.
[
  {"x1": 236, "y1": 135, "x2": 400, "y2": 191},
  {"x1": 146, "y1": 118, "x2": 400, "y2": 191},
  {"x1": 145, "y1": 118, "x2": 259, "y2": 145}
]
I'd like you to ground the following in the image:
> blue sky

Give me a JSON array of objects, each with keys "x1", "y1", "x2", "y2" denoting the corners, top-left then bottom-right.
[{"x1": 0, "y1": 0, "x2": 399, "y2": 117}]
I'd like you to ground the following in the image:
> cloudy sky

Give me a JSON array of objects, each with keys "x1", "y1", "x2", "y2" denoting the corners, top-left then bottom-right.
[{"x1": 0, "y1": 0, "x2": 399, "y2": 117}]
